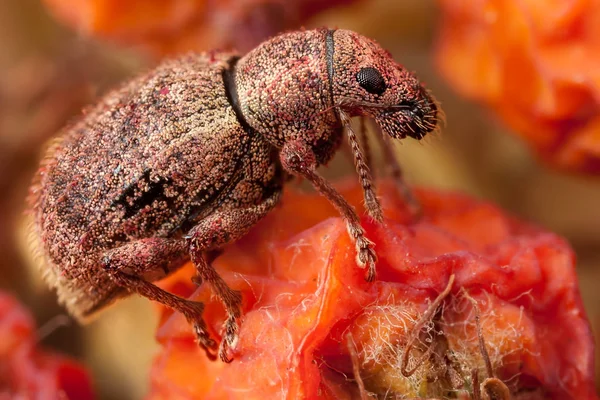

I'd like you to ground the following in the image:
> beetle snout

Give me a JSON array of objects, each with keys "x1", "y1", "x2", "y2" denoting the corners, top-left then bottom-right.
[
  {"x1": 417, "y1": 95, "x2": 437, "y2": 123},
  {"x1": 402, "y1": 89, "x2": 439, "y2": 140}
]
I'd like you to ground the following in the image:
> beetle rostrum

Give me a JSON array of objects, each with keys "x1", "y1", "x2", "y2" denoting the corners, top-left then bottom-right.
[{"x1": 28, "y1": 28, "x2": 440, "y2": 363}]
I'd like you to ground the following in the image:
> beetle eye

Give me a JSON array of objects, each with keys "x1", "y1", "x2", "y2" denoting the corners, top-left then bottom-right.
[{"x1": 356, "y1": 67, "x2": 386, "y2": 95}]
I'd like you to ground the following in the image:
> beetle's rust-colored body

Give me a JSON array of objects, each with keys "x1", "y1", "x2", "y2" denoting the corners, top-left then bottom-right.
[
  {"x1": 31, "y1": 51, "x2": 281, "y2": 319},
  {"x1": 29, "y1": 28, "x2": 439, "y2": 361}
]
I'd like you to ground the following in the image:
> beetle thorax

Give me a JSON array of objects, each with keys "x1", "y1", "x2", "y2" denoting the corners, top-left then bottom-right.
[{"x1": 234, "y1": 29, "x2": 342, "y2": 165}]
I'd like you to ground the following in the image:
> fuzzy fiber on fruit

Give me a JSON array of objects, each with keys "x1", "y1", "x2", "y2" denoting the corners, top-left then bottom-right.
[{"x1": 148, "y1": 180, "x2": 596, "y2": 400}]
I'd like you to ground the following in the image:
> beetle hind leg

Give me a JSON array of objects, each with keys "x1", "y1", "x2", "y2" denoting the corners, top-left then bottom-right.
[
  {"x1": 186, "y1": 189, "x2": 282, "y2": 362},
  {"x1": 189, "y1": 253, "x2": 242, "y2": 363},
  {"x1": 109, "y1": 271, "x2": 218, "y2": 359},
  {"x1": 101, "y1": 238, "x2": 218, "y2": 359}
]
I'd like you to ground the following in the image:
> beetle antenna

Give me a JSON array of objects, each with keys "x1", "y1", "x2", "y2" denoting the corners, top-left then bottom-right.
[
  {"x1": 318, "y1": 100, "x2": 412, "y2": 117},
  {"x1": 336, "y1": 97, "x2": 413, "y2": 110}
]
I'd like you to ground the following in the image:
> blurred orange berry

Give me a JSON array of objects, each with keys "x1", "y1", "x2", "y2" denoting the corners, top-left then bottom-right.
[
  {"x1": 0, "y1": 293, "x2": 95, "y2": 399},
  {"x1": 436, "y1": 0, "x2": 600, "y2": 173},
  {"x1": 41, "y1": 0, "x2": 360, "y2": 55},
  {"x1": 147, "y1": 180, "x2": 596, "y2": 399}
]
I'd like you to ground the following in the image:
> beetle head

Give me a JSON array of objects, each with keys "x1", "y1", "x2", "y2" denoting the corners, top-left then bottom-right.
[{"x1": 330, "y1": 30, "x2": 440, "y2": 140}]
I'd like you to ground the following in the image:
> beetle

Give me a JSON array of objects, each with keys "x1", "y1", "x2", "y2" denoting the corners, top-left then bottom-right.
[{"x1": 28, "y1": 28, "x2": 439, "y2": 362}]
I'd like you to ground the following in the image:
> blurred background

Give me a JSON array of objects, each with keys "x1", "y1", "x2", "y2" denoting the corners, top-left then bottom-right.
[{"x1": 1, "y1": 0, "x2": 599, "y2": 398}]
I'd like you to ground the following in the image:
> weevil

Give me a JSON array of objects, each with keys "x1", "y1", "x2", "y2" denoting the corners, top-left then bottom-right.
[{"x1": 28, "y1": 28, "x2": 439, "y2": 362}]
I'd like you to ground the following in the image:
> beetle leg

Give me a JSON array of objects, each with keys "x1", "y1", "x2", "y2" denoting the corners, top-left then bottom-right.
[
  {"x1": 101, "y1": 238, "x2": 218, "y2": 360},
  {"x1": 191, "y1": 249, "x2": 224, "y2": 286},
  {"x1": 339, "y1": 111, "x2": 383, "y2": 223},
  {"x1": 188, "y1": 253, "x2": 241, "y2": 363},
  {"x1": 186, "y1": 189, "x2": 282, "y2": 362},
  {"x1": 280, "y1": 139, "x2": 377, "y2": 281},
  {"x1": 358, "y1": 117, "x2": 374, "y2": 174},
  {"x1": 373, "y1": 126, "x2": 423, "y2": 219},
  {"x1": 344, "y1": 118, "x2": 375, "y2": 174}
]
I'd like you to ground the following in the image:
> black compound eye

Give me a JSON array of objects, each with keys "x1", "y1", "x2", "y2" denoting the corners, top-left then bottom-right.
[{"x1": 356, "y1": 67, "x2": 386, "y2": 95}]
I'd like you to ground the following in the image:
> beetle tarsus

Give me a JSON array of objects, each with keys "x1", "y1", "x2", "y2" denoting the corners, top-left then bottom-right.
[
  {"x1": 356, "y1": 236, "x2": 377, "y2": 282},
  {"x1": 194, "y1": 321, "x2": 218, "y2": 361},
  {"x1": 219, "y1": 313, "x2": 240, "y2": 363}
]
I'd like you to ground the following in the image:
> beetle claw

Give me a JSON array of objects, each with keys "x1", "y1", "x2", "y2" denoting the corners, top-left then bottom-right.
[
  {"x1": 191, "y1": 275, "x2": 203, "y2": 286},
  {"x1": 218, "y1": 315, "x2": 239, "y2": 363},
  {"x1": 194, "y1": 322, "x2": 218, "y2": 361}
]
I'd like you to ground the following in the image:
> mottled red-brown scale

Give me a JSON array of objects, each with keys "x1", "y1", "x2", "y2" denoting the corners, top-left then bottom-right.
[{"x1": 28, "y1": 28, "x2": 439, "y2": 362}]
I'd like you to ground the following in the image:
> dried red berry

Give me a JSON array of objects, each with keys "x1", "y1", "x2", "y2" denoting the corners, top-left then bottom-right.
[
  {"x1": 0, "y1": 292, "x2": 95, "y2": 399},
  {"x1": 147, "y1": 180, "x2": 597, "y2": 399}
]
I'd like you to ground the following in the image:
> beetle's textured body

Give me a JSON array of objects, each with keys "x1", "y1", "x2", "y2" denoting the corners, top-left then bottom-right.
[
  {"x1": 29, "y1": 28, "x2": 439, "y2": 361},
  {"x1": 31, "y1": 51, "x2": 281, "y2": 319}
]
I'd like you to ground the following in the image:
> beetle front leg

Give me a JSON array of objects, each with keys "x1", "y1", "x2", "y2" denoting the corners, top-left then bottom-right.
[
  {"x1": 280, "y1": 139, "x2": 377, "y2": 281},
  {"x1": 186, "y1": 189, "x2": 282, "y2": 362},
  {"x1": 374, "y1": 130, "x2": 423, "y2": 219},
  {"x1": 339, "y1": 111, "x2": 383, "y2": 222},
  {"x1": 101, "y1": 238, "x2": 218, "y2": 359}
]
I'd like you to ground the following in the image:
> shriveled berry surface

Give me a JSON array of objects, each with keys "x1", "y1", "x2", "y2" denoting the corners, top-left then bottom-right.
[
  {"x1": 148, "y1": 180, "x2": 596, "y2": 399},
  {"x1": 0, "y1": 292, "x2": 94, "y2": 400}
]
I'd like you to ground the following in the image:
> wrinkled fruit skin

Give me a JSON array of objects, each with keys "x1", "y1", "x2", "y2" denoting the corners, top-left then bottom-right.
[
  {"x1": 0, "y1": 293, "x2": 94, "y2": 400},
  {"x1": 149, "y1": 180, "x2": 596, "y2": 400},
  {"x1": 436, "y1": 0, "x2": 600, "y2": 174}
]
